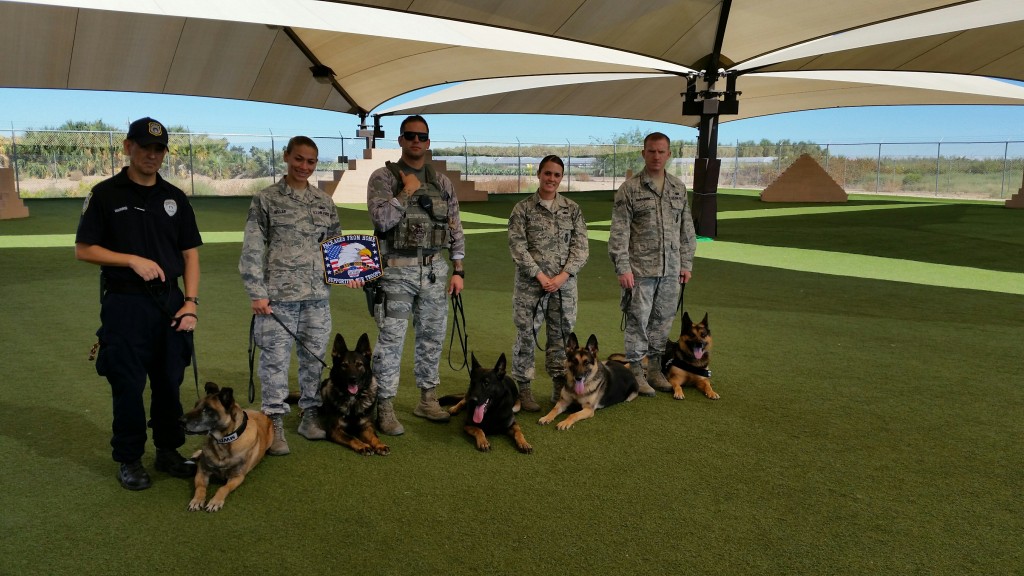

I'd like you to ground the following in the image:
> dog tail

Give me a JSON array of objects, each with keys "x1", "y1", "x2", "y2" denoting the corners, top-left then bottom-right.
[
  {"x1": 606, "y1": 353, "x2": 628, "y2": 365},
  {"x1": 285, "y1": 391, "x2": 300, "y2": 405},
  {"x1": 437, "y1": 393, "x2": 465, "y2": 406}
]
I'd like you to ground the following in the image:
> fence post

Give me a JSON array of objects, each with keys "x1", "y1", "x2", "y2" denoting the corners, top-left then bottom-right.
[
  {"x1": 463, "y1": 136, "x2": 468, "y2": 181},
  {"x1": 566, "y1": 139, "x2": 572, "y2": 191},
  {"x1": 270, "y1": 132, "x2": 276, "y2": 182},
  {"x1": 10, "y1": 125, "x2": 20, "y2": 197},
  {"x1": 733, "y1": 140, "x2": 738, "y2": 188},
  {"x1": 108, "y1": 130, "x2": 115, "y2": 176},
  {"x1": 612, "y1": 141, "x2": 617, "y2": 191},
  {"x1": 517, "y1": 137, "x2": 521, "y2": 193},
  {"x1": 876, "y1": 143, "x2": 882, "y2": 193},
  {"x1": 188, "y1": 132, "x2": 196, "y2": 196},
  {"x1": 935, "y1": 141, "x2": 941, "y2": 196},
  {"x1": 1001, "y1": 141, "x2": 1009, "y2": 198}
]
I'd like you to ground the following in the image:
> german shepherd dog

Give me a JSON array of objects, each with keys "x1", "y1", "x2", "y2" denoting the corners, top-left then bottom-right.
[
  {"x1": 183, "y1": 382, "x2": 274, "y2": 512},
  {"x1": 318, "y1": 333, "x2": 390, "y2": 456},
  {"x1": 538, "y1": 333, "x2": 638, "y2": 430},
  {"x1": 663, "y1": 312, "x2": 718, "y2": 400},
  {"x1": 442, "y1": 353, "x2": 532, "y2": 453}
]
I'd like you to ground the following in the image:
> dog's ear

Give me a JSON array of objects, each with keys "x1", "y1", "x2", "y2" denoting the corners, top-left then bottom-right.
[
  {"x1": 204, "y1": 381, "x2": 219, "y2": 395},
  {"x1": 566, "y1": 332, "x2": 579, "y2": 351},
  {"x1": 218, "y1": 386, "x2": 235, "y2": 410},
  {"x1": 333, "y1": 333, "x2": 348, "y2": 357},
  {"x1": 585, "y1": 334, "x2": 599, "y2": 355},
  {"x1": 701, "y1": 312, "x2": 710, "y2": 332},
  {"x1": 471, "y1": 353, "x2": 481, "y2": 371},
  {"x1": 681, "y1": 312, "x2": 693, "y2": 335},
  {"x1": 494, "y1": 353, "x2": 507, "y2": 377},
  {"x1": 356, "y1": 333, "x2": 371, "y2": 356}
]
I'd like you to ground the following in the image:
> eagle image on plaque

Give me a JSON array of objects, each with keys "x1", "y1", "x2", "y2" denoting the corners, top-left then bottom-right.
[{"x1": 321, "y1": 234, "x2": 382, "y2": 285}]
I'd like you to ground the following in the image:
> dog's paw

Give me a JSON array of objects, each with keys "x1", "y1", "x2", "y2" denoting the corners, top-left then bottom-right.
[
  {"x1": 555, "y1": 420, "x2": 574, "y2": 431},
  {"x1": 187, "y1": 499, "x2": 205, "y2": 512},
  {"x1": 537, "y1": 416, "x2": 553, "y2": 426},
  {"x1": 475, "y1": 439, "x2": 491, "y2": 452},
  {"x1": 375, "y1": 444, "x2": 390, "y2": 456},
  {"x1": 356, "y1": 444, "x2": 375, "y2": 456},
  {"x1": 205, "y1": 500, "x2": 225, "y2": 512},
  {"x1": 517, "y1": 442, "x2": 533, "y2": 455},
  {"x1": 673, "y1": 391, "x2": 686, "y2": 400},
  {"x1": 705, "y1": 391, "x2": 720, "y2": 400}
]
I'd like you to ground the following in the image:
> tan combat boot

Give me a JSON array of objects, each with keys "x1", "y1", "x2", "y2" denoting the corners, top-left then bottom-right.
[
  {"x1": 631, "y1": 362, "x2": 657, "y2": 397},
  {"x1": 268, "y1": 414, "x2": 290, "y2": 455},
  {"x1": 297, "y1": 406, "x2": 327, "y2": 440},
  {"x1": 376, "y1": 398, "x2": 405, "y2": 436},
  {"x1": 517, "y1": 382, "x2": 540, "y2": 412},
  {"x1": 412, "y1": 387, "x2": 451, "y2": 422},
  {"x1": 647, "y1": 354, "x2": 673, "y2": 393}
]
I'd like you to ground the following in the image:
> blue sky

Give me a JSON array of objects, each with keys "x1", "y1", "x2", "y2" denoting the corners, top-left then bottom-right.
[{"x1": 2, "y1": 87, "x2": 1024, "y2": 146}]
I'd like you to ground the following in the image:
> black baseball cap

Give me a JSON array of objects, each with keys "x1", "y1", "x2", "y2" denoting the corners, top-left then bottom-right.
[{"x1": 126, "y1": 117, "x2": 169, "y2": 148}]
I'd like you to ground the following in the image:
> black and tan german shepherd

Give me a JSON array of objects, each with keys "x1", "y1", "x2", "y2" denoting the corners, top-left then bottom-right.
[
  {"x1": 441, "y1": 353, "x2": 532, "y2": 453},
  {"x1": 663, "y1": 312, "x2": 718, "y2": 400},
  {"x1": 183, "y1": 382, "x2": 274, "y2": 512},
  {"x1": 318, "y1": 333, "x2": 390, "y2": 455},
  {"x1": 538, "y1": 333, "x2": 638, "y2": 430}
]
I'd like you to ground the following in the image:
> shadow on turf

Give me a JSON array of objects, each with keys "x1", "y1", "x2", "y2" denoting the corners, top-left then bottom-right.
[{"x1": 0, "y1": 401, "x2": 110, "y2": 476}]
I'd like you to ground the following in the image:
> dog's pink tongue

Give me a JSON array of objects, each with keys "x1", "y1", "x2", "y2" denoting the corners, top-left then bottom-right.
[
  {"x1": 574, "y1": 379, "x2": 586, "y2": 394},
  {"x1": 348, "y1": 384, "x2": 359, "y2": 394},
  {"x1": 694, "y1": 346, "x2": 705, "y2": 360},
  {"x1": 473, "y1": 403, "x2": 486, "y2": 424}
]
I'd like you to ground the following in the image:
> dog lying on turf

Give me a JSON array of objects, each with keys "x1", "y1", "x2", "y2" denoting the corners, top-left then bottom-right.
[
  {"x1": 441, "y1": 353, "x2": 532, "y2": 453},
  {"x1": 318, "y1": 333, "x2": 390, "y2": 456},
  {"x1": 662, "y1": 312, "x2": 718, "y2": 400},
  {"x1": 538, "y1": 333, "x2": 638, "y2": 430},
  {"x1": 183, "y1": 382, "x2": 273, "y2": 512}
]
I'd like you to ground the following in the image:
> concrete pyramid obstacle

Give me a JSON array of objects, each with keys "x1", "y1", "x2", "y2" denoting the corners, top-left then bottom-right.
[
  {"x1": 760, "y1": 154, "x2": 847, "y2": 203},
  {"x1": 0, "y1": 168, "x2": 30, "y2": 219}
]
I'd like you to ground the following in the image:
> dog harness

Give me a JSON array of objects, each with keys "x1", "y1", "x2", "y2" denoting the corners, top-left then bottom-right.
[
  {"x1": 664, "y1": 357, "x2": 712, "y2": 378},
  {"x1": 215, "y1": 412, "x2": 248, "y2": 444}
]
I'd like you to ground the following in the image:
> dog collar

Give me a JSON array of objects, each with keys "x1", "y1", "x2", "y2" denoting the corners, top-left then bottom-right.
[
  {"x1": 215, "y1": 412, "x2": 248, "y2": 444},
  {"x1": 666, "y1": 357, "x2": 712, "y2": 378}
]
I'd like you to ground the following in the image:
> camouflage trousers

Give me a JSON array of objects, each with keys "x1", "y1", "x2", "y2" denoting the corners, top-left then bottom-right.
[
  {"x1": 372, "y1": 259, "x2": 449, "y2": 399},
  {"x1": 511, "y1": 274, "x2": 577, "y2": 383},
  {"x1": 622, "y1": 275, "x2": 680, "y2": 363},
  {"x1": 254, "y1": 299, "x2": 331, "y2": 415}
]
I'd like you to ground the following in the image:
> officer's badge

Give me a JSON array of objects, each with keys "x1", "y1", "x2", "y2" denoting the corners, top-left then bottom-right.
[
  {"x1": 163, "y1": 199, "x2": 177, "y2": 216},
  {"x1": 321, "y1": 234, "x2": 382, "y2": 285},
  {"x1": 148, "y1": 121, "x2": 164, "y2": 137}
]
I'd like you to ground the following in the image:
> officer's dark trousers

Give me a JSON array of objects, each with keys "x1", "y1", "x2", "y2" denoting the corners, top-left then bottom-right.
[{"x1": 95, "y1": 291, "x2": 188, "y2": 463}]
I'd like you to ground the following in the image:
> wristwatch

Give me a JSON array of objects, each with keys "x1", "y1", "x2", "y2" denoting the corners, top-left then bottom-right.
[
  {"x1": 184, "y1": 296, "x2": 200, "y2": 304},
  {"x1": 452, "y1": 270, "x2": 465, "y2": 278}
]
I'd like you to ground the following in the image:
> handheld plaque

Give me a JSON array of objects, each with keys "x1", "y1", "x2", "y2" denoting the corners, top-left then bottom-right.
[{"x1": 321, "y1": 234, "x2": 383, "y2": 285}]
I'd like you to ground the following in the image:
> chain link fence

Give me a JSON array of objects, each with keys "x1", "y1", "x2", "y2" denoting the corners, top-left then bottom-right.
[{"x1": 2, "y1": 128, "x2": 1022, "y2": 200}]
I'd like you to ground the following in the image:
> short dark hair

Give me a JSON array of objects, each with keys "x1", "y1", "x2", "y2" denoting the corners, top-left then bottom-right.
[
  {"x1": 644, "y1": 132, "x2": 671, "y2": 148},
  {"x1": 537, "y1": 154, "x2": 564, "y2": 175},
  {"x1": 400, "y1": 115, "x2": 430, "y2": 134},
  {"x1": 285, "y1": 136, "x2": 318, "y2": 155}
]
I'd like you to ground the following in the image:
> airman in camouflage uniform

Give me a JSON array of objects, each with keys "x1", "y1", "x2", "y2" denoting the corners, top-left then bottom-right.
[
  {"x1": 367, "y1": 116, "x2": 466, "y2": 435},
  {"x1": 608, "y1": 133, "x2": 696, "y2": 396},
  {"x1": 508, "y1": 155, "x2": 589, "y2": 410},
  {"x1": 240, "y1": 136, "x2": 342, "y2": 455}
]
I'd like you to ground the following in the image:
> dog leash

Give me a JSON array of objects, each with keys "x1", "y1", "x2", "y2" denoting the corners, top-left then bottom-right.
[
  {"x1": 447, "y1": 293, "x2": 471, "y2": 375},
  {"x1": 247, "y1": 311, "x2": 330, "y2": 404},
  {"x1": 143, "y1": 282, "x2": 201, "y2": 400},
  {"x1": 531, "y1": 289, "x2": 570, "y2": 352}
]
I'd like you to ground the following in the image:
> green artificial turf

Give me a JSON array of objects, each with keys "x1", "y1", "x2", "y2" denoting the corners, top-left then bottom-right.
[{"x1": 0, "y1": 194, "x2": 1021, "y2": 575}]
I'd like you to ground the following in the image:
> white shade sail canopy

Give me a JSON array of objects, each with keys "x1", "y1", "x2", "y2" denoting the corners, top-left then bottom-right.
[{"x1": 1, "y1": 0, "x2": 1023, "y2": 125}]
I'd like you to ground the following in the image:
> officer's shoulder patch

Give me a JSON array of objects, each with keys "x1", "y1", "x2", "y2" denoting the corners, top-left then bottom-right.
[{"x1": 82, "y1": 192, "x2": 92, "y2": 215}]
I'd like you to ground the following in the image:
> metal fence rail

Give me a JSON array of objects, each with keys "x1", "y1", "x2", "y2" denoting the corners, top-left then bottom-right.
[{"x1": 2, "y1": 128, "x2": 1021, "y2": 200}]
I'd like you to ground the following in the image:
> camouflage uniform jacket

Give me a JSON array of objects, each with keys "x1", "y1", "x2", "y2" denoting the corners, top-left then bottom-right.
[
  {"x1": 366, "y1": 162, "x2": 466, "y2": 261},
  {"x1": 508, "y1": 192, "x2": 589, "y2": 279},
  {"x1": 608, "y1": 171, "x2": 696, "y2": 277},
  {"x1": 239, "y1": 178, "x2": 341, "y2": 301}
]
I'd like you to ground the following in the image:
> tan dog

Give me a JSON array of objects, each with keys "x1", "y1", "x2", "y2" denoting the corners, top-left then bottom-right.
[
  {"x1": 182, "y1": 382, "x2": 273, "y2": 512},
  {"x1": 538, "y1": 333, "x2": 638, "y2": 430},
  {"x1": 663, "y1": 312, "x2": 718, "y2": 400}
]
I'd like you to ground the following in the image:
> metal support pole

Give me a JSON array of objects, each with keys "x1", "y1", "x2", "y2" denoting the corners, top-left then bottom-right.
[
  {"x1": 516, "y1": 137, "x2": 521, "y2": 193},
  {"x1": 1001, "y1": 141, "x2": 1008, "y2": 198},
  {"x1": 612, "y1": 141, "x2": 617, "y2": 191},
  {"x1": 876, "y1": 143, "x2": 882, "y2": 193},
  {"x1": 108, "y1": 130, "x2": 115, "y2": 176},
  {"x1": 270, "y1": 132, "x2": 276, "y2": 182},
  {"x1": 566, "y1": 139, "x2": 572, "y2": 190},
  {"x1": 463, "y1": 136, "x2": 468, "y2": 181},
  {"x1": 188, "y1": 132, "x2": 196, "y2": 196},
  {"x1": 935, "y1": 142, "x2": 941, "y2": 196},
  {"x1": 11, "y1": 124, "x2": 20, "y2": 197}
]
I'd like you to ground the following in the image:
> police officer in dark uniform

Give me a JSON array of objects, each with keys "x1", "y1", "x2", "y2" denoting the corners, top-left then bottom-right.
[{"x1": 75, "y1": 117, "x2": 202, "y2": 490}]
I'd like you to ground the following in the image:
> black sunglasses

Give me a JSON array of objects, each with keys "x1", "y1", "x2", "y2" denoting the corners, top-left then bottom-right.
[{"x1": 402, "y1": 131, "x2": 429, "y2": 142}]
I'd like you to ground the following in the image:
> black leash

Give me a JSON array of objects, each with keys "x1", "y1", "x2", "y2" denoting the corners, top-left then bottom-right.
[
  {"x1": 143, "y1": 282, "x2": 200, "y2": 400},
  {"x1": 247, "y1": 311, "x2": 330, "y2": 405},
  {"x1": 532, "y1": 289, "x2": 569, "y2": 353},
  {"x1": 447, "y1": 293, "x2": 470, "y2": 375}
]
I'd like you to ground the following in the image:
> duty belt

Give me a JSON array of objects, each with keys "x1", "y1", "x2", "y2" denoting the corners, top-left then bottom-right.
[
  {"x1": 102, "y1": 275, "x2": 173, "y2": 295},
  {"x1": 387, "y1": 253, "x2": 437, "y2": 267}
]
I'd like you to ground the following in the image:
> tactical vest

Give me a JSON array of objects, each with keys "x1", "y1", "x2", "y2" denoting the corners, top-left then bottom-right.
[{"x1": 384, "y1": 161, "x2": 451, "y2": 252}]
